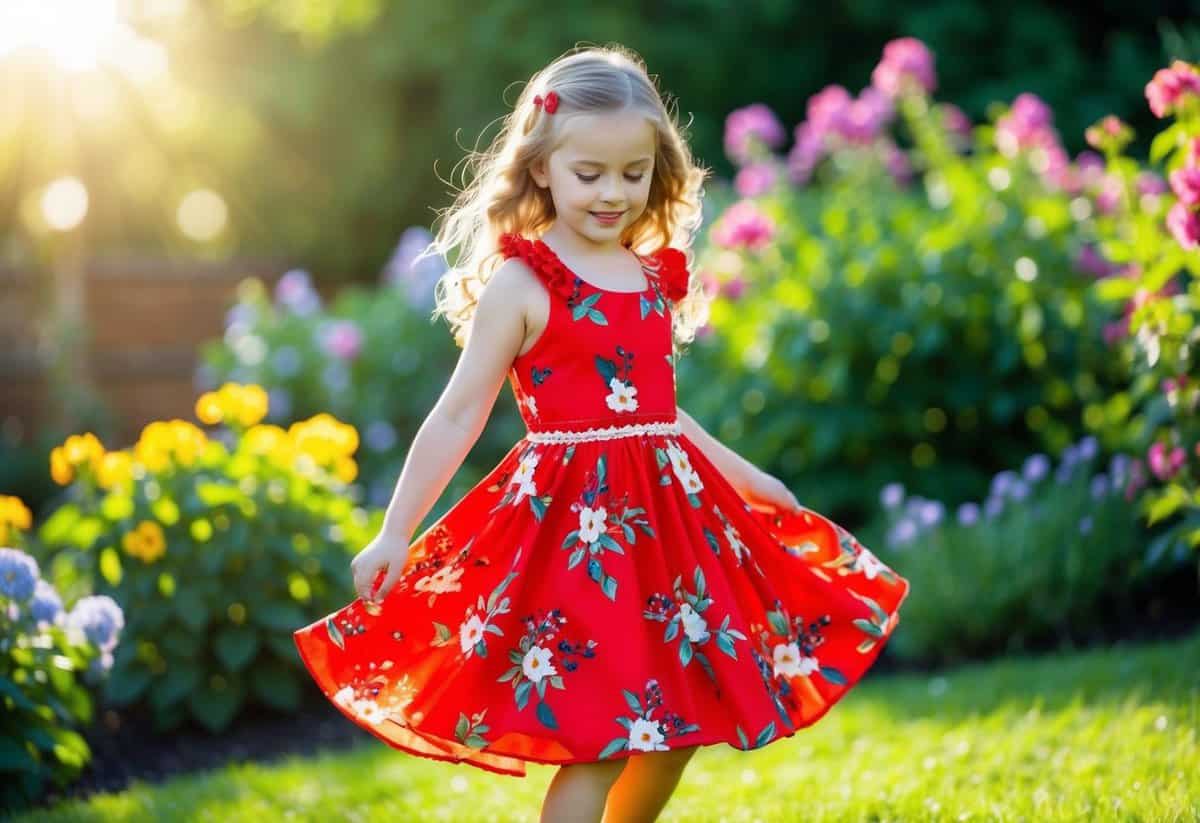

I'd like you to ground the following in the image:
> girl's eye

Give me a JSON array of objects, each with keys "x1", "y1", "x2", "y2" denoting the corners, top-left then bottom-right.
[{"x1": 576, "y1": 174, "x2": 645, "y2": 183}]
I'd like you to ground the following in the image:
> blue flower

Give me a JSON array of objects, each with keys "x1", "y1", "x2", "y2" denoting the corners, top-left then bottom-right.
[
  {"x1": 29, "y1": 579, "x2": 63, "y2": 626},
  {"x1": 66, "y1": 595, "x2": 125, "y2": 652},
  {"x1": 0, "y1": 547, "x2": 39, "y2": 602}
]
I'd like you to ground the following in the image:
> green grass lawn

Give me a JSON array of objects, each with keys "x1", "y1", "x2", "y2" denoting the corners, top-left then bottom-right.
[{"x1": 16, "y1": 627, "x2": 1199, "y2": 822}]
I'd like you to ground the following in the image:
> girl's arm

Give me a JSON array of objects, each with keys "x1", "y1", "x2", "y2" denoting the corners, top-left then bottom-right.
[
  {"x1": 675, "y1": 405, "x2": 756, "y2": 495},
  {"x1": 377, "y1": 261, "x2": 533, "y2": 543}
]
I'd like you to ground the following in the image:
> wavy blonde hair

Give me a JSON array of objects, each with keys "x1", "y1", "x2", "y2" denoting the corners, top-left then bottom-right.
[{"x1": 418, "y1": 44, "x2": 711, "y2": 356}]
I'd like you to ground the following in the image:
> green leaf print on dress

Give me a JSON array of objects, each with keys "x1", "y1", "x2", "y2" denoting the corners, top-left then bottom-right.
[
  {"x1": 430, "y1": 546, "x2": 522, "y2": 660},
  {"x1": 559, "y1": 453, "x2": 653, "y2": 602},
  {"x1": 570, "y1": 290, "x2": 609, "y2": 326},
  {"x1": 594, "y1": 346, "x2": 639, "y2": 413},
  {"x1": 497, "y1": 607, "x2": 597, "y2": 730}
]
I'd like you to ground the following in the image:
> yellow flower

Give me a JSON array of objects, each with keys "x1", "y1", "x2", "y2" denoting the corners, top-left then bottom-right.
[
  {"x1": 197, "y1": 382, "x2": 269, "y2": 430},
  {"x1": 134, "y1": 419, "x2": 208, "y2": 473},
  {"x1": 121, "y1": 520, "x2": 166, "y2": 563},
  {"x1": 63, "y1": 432, "x2": 104, "y2": 467},
  {"x1": 0, "y1": 495, "x2": 32, "y2": 544},
  {"x1": 96, "y1": 451, "x2": 134, "y2": 490},
  {"x1": 195, "y1": 392, "x2": 223, "y2": 425},
  {"x1": 334, "y1": 456, "x2": 358, "y2": 483},
  {"x1": 236, "y1": 385, "x2": 269, "y2": 427},
  {"x1": 50, "y1": 446, "x2": 74, "y2": 485}
]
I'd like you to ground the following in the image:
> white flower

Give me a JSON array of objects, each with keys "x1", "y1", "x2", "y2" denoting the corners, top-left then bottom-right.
[
  {"x1": 524, "y1": 395, "x2": 539, "y2": 418},
  {"x1": 681, "y1": 470, "x2": 704, "y2": 495},
  {"x1": 415, "y1": 565, "x2": 464, "y2": 594},
  {"x1": 852, "y1": 548, "x2": 886, "y2": 580},
  {"x1": 605, "y1": 377, "x2": 639, "y2": 413},
  {"x1": 354, "y1": 699, "x2": 387, "y2": 725},
  {"x1": 773, "y1": 642, "x2": 819, "y2": 678},
  {"x1": 459, "y1": 614, "x2": 486, "y2": 655},
  {"x1": 514, "y1": 478, "x2": 537, "y2": 503},
  {"x1": 511, "y1": 452, "x2": 540, "y2": 502},
  {"x1": 522, "y1": 645, "x2": 558, "y2": 682},
  {"x1": 333, "y1": 685, "x2": 356, "y2": 710},
  {"x1": 678, "y1": 602, "x2": 710, "y2": 643},
  {"x1": 578, "y1": 506, "x2": 607, "y2": 543},
  {"x1": 666, "y1": 441, "x2": 694, "y2": 477},
  {"x1": 628, "y1": 717, "x2": 669, "y2": 752}
]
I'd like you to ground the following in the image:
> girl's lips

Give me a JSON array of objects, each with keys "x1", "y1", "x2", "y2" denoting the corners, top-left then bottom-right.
[{"x1": 591, "y1": 210, "x2": 625, "y2": 221}]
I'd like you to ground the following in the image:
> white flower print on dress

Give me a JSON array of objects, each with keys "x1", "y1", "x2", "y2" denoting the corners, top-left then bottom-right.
[
  {"x1": 772, "y1": 641, "x2": 820, "y2": 678},
  {"x1": 604, "y1": 376, "x2": 639, "y2": 413},
  {"x1": 511, "y1": 451, "x2": 540, "y2": 503},
  {"x1": 661, "y1": 439, "x2": 705, "y2": 503},
  {"x1": 459, "y1": 614, "x2": 486, "y2": 655},
  {"x1": 414, "y1": 564, "x2": 464, "y2": 596},
  {"x1": 678, "y1": 602, "x2": 710, "y2": 643},
  {"x1": 578, "y1": 505, "x2": 607, "y2": 544},
  {"x1": 524, "y1": 394, "x2": 538, "y2": 419},
  {"x1": 628, "y1": 717, "x2": 669, "y2": 752},
  {"x1": 850, "y1": 547, "x2": 886, "y2": 580},
  {"x1": 521, "y1": 645, "x2": 558, "y2": 683}
]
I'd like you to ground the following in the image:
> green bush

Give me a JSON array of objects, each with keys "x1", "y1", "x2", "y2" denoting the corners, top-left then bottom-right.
[{"x1": 33, "y1": 394, "x2": 381, "y2": 733}]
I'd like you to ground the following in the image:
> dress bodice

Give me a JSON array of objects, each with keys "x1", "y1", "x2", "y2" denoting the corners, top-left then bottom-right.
[{"x1": 498, "y1": 233, "x2": 691, "y2": 434}]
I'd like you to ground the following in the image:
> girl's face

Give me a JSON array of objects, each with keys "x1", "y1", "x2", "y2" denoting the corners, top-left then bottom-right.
[{"x1": 530, "y1": 109, "x2": 657, "y2": 246}]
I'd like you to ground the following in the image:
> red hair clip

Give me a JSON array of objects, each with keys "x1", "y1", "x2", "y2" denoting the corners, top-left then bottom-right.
[{"x1": 533, "y1": 90, "x2": 560, "y2": 114}]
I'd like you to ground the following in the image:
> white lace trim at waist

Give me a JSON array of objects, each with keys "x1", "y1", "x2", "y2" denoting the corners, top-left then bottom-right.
[{"x1": 523, "y1": 420, "x2": 681, "y2": 443}]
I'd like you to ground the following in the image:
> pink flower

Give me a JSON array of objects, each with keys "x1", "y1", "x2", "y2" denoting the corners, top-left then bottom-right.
[
  {"x1": 786, "y1": 121, "x2": 825, "y2": 186},
  {"x1": 1136, "y1": 171, "x2": 1168, "y2": 196},
  {"x1": 1094, "y1": 173, "x2": 1124, "y2": 214},
  {"x1": 724, "y1": 104, "x2": 787, "y2": 166},
  {"x1": 1167, "y1": 201, "x2": 1200, "y2": 249},
  {"x1": 711, "y1": 199, "x2": 775, "y2": 251},
  {"x1": 941, "y1": 103, "x2": 972, "y2": 139},
  {"x1": 1145, "y1": 60, "x2": 1200, "y2": 118},
  {"x1": 734, "y1": 163, "x2": 778, "y2": 198},
  {"x1": 321, "y1": 320, "x2": 364, "y2": 361},
  {"x1": 835, "y1": 87, "x2": 894, "y2": 144},
  {"x1": 1075, "y1": 244, "x2": 1121, "y2": 279},
  {"x1": 883, "y1": 139, "x2": 912, "y2": 185},
  {"x1": 871, "y1": 37, "x2": 937, "y2": 98},
  {"x1": 1187, "y1": 136, "x2": 1200, "y2": 168},
  {"x1": 1147, "y1": 442, "x2": 1186, "y2": 481},
  {"x1": 722, "y1": 275, "x2": 746, "y2": 300},
  {"x1": 806, "y1": 85, "x2": 853, "y2": 134},
  {"x1": 1169, "y1": 166, "x2": 1200, "y2": 206}
]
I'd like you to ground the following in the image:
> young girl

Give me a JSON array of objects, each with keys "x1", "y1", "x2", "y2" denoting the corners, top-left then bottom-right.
[{"x1": 294, "y1": 45, "x2": 910, "y2": 822}]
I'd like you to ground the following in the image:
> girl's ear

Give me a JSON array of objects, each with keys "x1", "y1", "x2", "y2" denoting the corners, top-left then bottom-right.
[{"x1": 529, "y1": 157, "x2": 549, "y2": 189}]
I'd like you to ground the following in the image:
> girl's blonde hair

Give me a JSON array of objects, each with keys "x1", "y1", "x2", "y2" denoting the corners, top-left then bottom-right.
[{"x1": 420, "y1": 44, "x2": 711, "y2": 356}]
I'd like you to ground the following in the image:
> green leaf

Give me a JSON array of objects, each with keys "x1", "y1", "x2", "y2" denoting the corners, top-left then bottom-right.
[
  {"x1": 173, "y1": 588, "x2": 209, "y2": 632},
  {"x1": 251, "y1": 663, "x2": 301, "y2": 712},
  {"x1": 0, "y1": 736, "x2": 36, "y2": 772},
  {"x1": 819, "y1": 666, "x2": 847, "y2": 686},
  {"x1": 188, "y1": 680, "x2": 243, "y2": 732},
  {"x1": 104, "y1": 664, "x2": 153, "y2": 706},
  {"x1": 214, "y1": 627, "x2": 260, "y2": 672},
  {"x1": 600, "y1": 573, "x2": 618, "y2": 601},
  {"x1": 253, "y1": 602, "x2": 306, "y2": 632},
  {"x1": 536, "y1": 700, "x2": 558, "y2": 730},
  {"x1": 1150, "y1": 122, "x2": 1182, "y2": 164}
]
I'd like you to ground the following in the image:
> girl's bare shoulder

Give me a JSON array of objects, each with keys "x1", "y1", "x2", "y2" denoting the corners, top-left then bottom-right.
[{"x1": 483, "y1": 257, "x2": 551, "y2": 354}]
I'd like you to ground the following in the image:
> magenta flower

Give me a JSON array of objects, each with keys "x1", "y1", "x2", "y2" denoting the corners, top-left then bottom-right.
[
  {"x1": 870, "y1": 37, "x2": 937, "y2": 98},
  {"x1": 1075, "y1": 244, "x2": 1121, "y2": 279},
  {"x1": 734, "y1": 163, "x2": 778, "y2": 198},
  {"x1": 321, "y1": 320, "x2": 364, "y2": 361},
  {"x1": 1094, "y1": 173, "x2": 1124, "y2": 214},
  {"x1": 724, "y1": 103, "x2": 787, "y2": 166},
  {"x1": 995, "y1": 93, "x2": 1055, "y2": 155},
  {"x1": 722, "y1": 275, "x2": 747, "y2": 300},
  {"x1": 711, "y1": 199, "x2": 776, "y2": 251},
  {"x1": 1169, "y1": 166, "x2": 1200, "y2": 207},
  {"x1": 835, "y1": 87, "x2": 894, "y2": 144},
  {"x1": 1187, "y1": 136, "x2": 1200, "y2": 168},
  {"x1": 882, "y1": 139, "x2": 912, "y2": 185},
  {"x1": 1147, "y1": 441, "x2": 1186, "y2": 481},
  {"x1": 1167, "y1": 201, "x2": 1200, "y2": 249},
  {"x1": 1084, "y1": 115, "x2": 1133, "y2": 152},
  {"x1": 1145, "y1": 60, "x2": 1200, "y2": 118}
]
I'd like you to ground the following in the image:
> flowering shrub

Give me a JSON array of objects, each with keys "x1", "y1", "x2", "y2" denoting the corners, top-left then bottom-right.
[
  {"x1": 199, "y1": 226, "x2": 524, "y2": 517},
  {"x1": 1080, "y1": 59, "x2": 1200, "y2": 572},
  {"x1": 677, "y1": 38, "x2": 1127, "y2": 521},
  {"x1": 1, "y1": 534, "x2": 125, "y2": 812},
  {"x1": 866, "y1": 438, "x2": 1166, "y2": 665},
  {"x1": 34, "y1": 385, "x2": 381, "y2": 732}
]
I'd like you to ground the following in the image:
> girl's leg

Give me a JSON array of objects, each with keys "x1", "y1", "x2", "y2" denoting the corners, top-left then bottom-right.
[
  {"x1": 540, "y1": 759, "x2": 628, "y2": 823},
  {"x1": 600, "y1": 744, "x2": 700, "y2": 823}
]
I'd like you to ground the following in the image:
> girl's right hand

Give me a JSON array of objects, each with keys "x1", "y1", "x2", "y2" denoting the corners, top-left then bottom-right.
[{"x1": 350, "y1": 532, "x2": 412, "y2": 604}]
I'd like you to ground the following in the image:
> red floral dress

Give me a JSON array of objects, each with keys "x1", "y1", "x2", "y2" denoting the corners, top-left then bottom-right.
[{"x1": 293, "y1": 232, "x2": 910, "y2": 776}]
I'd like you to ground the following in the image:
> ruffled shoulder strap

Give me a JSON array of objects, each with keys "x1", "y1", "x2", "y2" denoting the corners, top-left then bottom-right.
[
  {"x1": 640, "y1": 246, "x2": 690, "y2": 302},
  {"x1": 497, "y1": 232, "x2": 576, "y2": 301}
]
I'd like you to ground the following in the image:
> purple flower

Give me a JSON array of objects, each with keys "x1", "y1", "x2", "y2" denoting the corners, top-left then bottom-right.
[
  {"x1": 1169, "y1": 166, "x2": 1200, "y2": 207},
  {"x1": 995, "y1": 93, "x2": 1056, "y2": 156},
  {"x1": 267, "y1": 387, "x2": 292, "y2": 420},
  {"x1": 29, "y1": 579, "x2": 63, "y2": 626},
  {"x1": 989, "y1": 470, "x2": 1018, "y2": 498},
  {"x1": 734, "y1": 163, "x2": 778, "y2": 198},
  {"x1": 382, "y1": 226, "x2": 446, "y2": 309},
  {"x1": 941, "y1": 103, "x2": 972, "y2": 139},
  {"x1": 724, "y1": 103, "x2": 787, "y2": 166},
  {"x1": 275, "y1": 269, "x2": 322, "y2": 316},
  {"x1": 721, "y1": 275, "x2": 746, "y2": 300},
  {"x1": 871, "y1": 37, "x2": 937, "y2": 98},
  {"x1": 984, "y1": 496, "x2": 1004, "y2": 519},
  {"x1": 66, "y1": 595, "x2": 125, "y2": 653},
  {"x1": 1078, "y1": 436, "x2": 1098, "y2": 461},
  {"x1": 889, "y1": 518, "x2": 918, "y2": 547},
  {"x1": 835, "y1": 87, "x2": 894, "y2": 144},
  {"x1": 711, "y1": 199, "x2": 775, "y2": 251},
  {"x1": 1090, "y1": 473, "x2": 1109, "y2": 500},
  {"x1": 883, "y1": 139, "x2": 913, "y2": 185},
  {"x1": 1022, "y1": 453, "x2": 1050, "y2": 483},
  {"x1": 1075, "y1": 245, "x2": 1121, "y2": 279},
  {"x1": 0, "y1": 547, "x2": 39, "y2": 601},
  {"x1": 364, "y1": 419, "x2": 398, "y2": 453},
  {"x1": 917, "y1": 500, "x2": 944, "y2": 527},
  {"x1": 956, "y1": 502, "x2": 980, "y2": 526},
  {"x1": 880, "y1": 482, "x2": 905, "y2": 510},
  {"x1": 1145, "y1": 60, "x2": 1200, "y2": 119},
  {"x1": 1008, "y1": 479, "x2": 1030, "y2": 501},
  {"x1": 321, "y1": 320, "x2": 364, "y2": 361},
  {"x1": 1167, "y1": 202, "x2": 1200, "y2": 250}
]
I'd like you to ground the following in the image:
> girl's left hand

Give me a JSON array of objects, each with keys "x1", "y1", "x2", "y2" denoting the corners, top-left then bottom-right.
[{"x1": 738, "y1": 467, "x2": 802, "y2": 515}]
